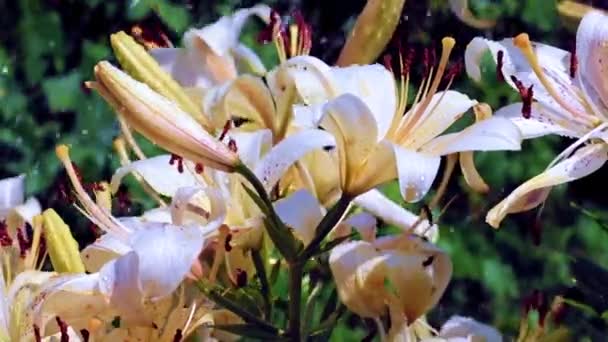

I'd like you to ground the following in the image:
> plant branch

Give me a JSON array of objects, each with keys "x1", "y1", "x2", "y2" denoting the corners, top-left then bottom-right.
[
  {"x1": 288, "y1": 261, "x2": 305, "y2": 341},
  {"x1": 252, "y1": 249, "x2": 272, "y2": 319}
]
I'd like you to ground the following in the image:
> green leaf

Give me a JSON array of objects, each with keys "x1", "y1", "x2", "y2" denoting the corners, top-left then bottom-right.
[{"x1": 42, "y1": 71, "x2": 82, "y2": 112}]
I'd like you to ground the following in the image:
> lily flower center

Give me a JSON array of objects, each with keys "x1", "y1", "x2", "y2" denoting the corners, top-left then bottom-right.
[
  {"x1": 258, "y1": 10, "x2": 312, "y2": 62},
  {"x1": 513, "y1": 33, "x2": 600, "y2": 125},
  {"x1": 386, "y1": 37, "x2": 457, "y2": 146}
]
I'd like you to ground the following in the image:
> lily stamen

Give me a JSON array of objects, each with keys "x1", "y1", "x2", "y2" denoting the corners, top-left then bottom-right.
[
  {"x1": 513, "y1": 33, "x2": 589, "y2": 119},
  {"x1": 56, "y1": 145, "x2": 130, "y2": 240}
]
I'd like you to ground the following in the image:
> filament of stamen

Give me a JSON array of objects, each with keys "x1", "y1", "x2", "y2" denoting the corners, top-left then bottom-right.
[
  {"x1": 56, "y1": 145, "x2": 129, "y2": 240},
  {"x1": 113, "y1": 138, "x2": 167, "y2": 207},
  {"x1": 513, "y1": 33, "x2": 588, "y2": 118}
]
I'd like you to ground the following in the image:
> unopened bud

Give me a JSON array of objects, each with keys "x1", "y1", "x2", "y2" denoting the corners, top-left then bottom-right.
[{"x1": 40, "y1": 209, "x2": 85, "y2": 273}]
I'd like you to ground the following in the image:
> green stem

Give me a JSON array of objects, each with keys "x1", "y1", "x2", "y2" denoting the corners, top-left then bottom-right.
[
  {"x1": 235, "y1": 163, "x2": 275, "y2": 215},
  {"x1": 252, "y1": 249, "x2": 272, "y2": 319},
  {"x1": 288, "y1": 261, "x2": 304, "y2": 341},
  {"x1": 300, "y1": 194, "x2": 352, "y2": 260},
  {"x1": 302, "y1": 282, "x2": 323, "y2": 335}
]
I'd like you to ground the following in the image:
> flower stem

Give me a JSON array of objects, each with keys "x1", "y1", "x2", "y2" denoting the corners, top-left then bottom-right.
[
  {"x1": 252, "y1": 249, "x2": 272, "y2": 319},
  {"x1": 300, "y1": 194, "x2": 352, "y2": 260},
  {"x1": 288, "y1": 261, "x2": 304, "y2": 341}
]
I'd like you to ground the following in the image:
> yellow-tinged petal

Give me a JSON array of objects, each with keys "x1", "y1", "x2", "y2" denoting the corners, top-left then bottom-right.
[
  {"x1": 487, "y1": 143, "x2": 608, "y2": 228},
  {"x1": 329, "y1": 241, "x2": 387, "y2": 318},
  {"x1": 460, "y1": 152, "x2": 489, "y2": 193},
  {"x1": 110, "y1": 31, "x2": 211, "y2": 130},
  {"x1": 221, "y1": 75, "x2": 277, "y2": 134},
  {"x1": 92, "y1": 61, "x2": 239, "y2": 172},
  {"x1": 557, "y1": 0, "x2": 600, "y2": 30},
  {"x1": 337, "y1": 0, "x2": 407, "y2": 66},
  {"x1": 40, "y1": 209, "x2": 85, "y2": 274}
]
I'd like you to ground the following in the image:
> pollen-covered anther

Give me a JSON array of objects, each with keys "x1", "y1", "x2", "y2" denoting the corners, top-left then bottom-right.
[
  {"x1": 228, "y1": 139, "x2": 238, "y2": 153},
  {"x1": 569, "y1": 47, "x2": 578, "y2": 78},
  {"x1": 510, "y1": 75, "x2": 534, "y2": 119},
  {"x1": 443, "y1": 59, "x2": 463, "y2": 81},
  {"x1": 0, "y1": 220, "x2": 12, "y2": 247},
  {"x1": 56, "y1": 316, "x2": 70, "y2": 342},
  {"x1": 497, "y1": 50, "x2": 505, "y2": 82},
  {"x1": 169, "y1": 154, "x2": 185, "y2": 173},
  {"x1": 219, "y1": 120, "x2": 232, "y2": 142},
  {"x1": 130, "y1": 23, "x2": 173, "y2": 50},
  {"x1": 235, "y1": 268, "x2": 248, "y2": 287},
  {"x1": 16, "y1": 227, "x2": 31, "y2": 258},
  {"x1": 383, "y1": 54, "x2": 394, "y2": 73},
  {"x1": 224, "y1": 233, "x2": 233, "y2": 252},
  {"x1": 172, "y1": 329, "x2": 183, "y2": 342}
]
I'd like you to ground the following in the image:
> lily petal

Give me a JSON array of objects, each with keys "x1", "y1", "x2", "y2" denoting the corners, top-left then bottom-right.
[
  {"x1": 421, "y1": 116, "x2": 522, "y2": 155},
  {"x1": 98, "y1": 251, "x2": 148, "y2": 325},
  {"x1": 328, "y1": 241, "x2": 386, "y2": 318},
  {"x1": 188, "y1": 5, "x2": 270, "y2": 57},
  {"x1": 321, "y1": 94, "x2": 379, "y2": 190},
  {"x1": 439, "y1": 315, "x2": 503, "y2": 342},
  {"x1": 228, "y1": 129, "x2": 272, "y2": 169},
  {"x1": 487, "y1": 143, "x2": 608, "y2": 228},
  {"x1": 354, "y1": 189, "x2": 438, "y2": 240},
  {"x1": 404, "y1": 91, "x2": 478, "y2": 150},
  {"x1": 576, "y1": 11, "x2": 608, "y2": 109},
  {"x1": 254, "y1": 129, "x2": 336, "y2": 191},
  {"x1": 393, "y1": 145, "x2": 441, "y2": 203},
  {"x1": 128, "y1": 223, "x2": 205, "y2": 299},
  {"x1": 0, "y1": 175, "x2": 25, "y2": 214},
  {"x1": 110, "y1": 155, "x2": 201, "y2": 197},
  {"x1": 494, "y1": 103, "x2": 581, "y2": 139},
  {"x1": 81, "y1": 233, "x2": 132, "y2": 272},
  {"x1": 275, "y1": 190, "x2": 324, "y2": 246}
]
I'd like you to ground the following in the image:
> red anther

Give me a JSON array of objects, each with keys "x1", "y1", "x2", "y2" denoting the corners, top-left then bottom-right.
[
  {"x1": 510, "y1": 75, "x2": 534, "y2": 119},
  {"x1": 228, "y1": 139, "x2": 238, "y2": 153},
  {"x1": 444, "y1": 59, "x2": 463, "y2": 81},
  {"x1": 219, "y1": 120, "x2": 232, "y2": 141},
  {"x1": 257, "y1": 10, "x2": 282, "y2": 44},
  {"x1": 0, "y1": 220, "x2": 13, "y2": 247},
  {"x1": 56, "y1": 316, "x2": 69, "y2": 342},
  {"x1": 551, "y1": 299, "x2": 567, "y2": 325},
  {"x1": 88, "y1": 223, "x2": 101, "y2": 238},
  {"x1": 402, "y1": 48, "x2": 415, "y2": 76},
  {"x1": 195, "y1": 163, "x2": 204, "y2": 174},
  {"x1": 224, "y1": 233, "x2": 233, "y2": 252},
  {"x1": 172, "y1": 329, "x2": 183, "y2": 342},
  {"x1": 131, "y1": 23, "x2": 172, "y2": 50},
  {"x1": 570, "y1": 48, "x2": 578, "y2": 78},
  {"x1": 294, "y1": 10, "x2": 312, "y2": 53},
  {"x1": 430, "y1": 48, "x2": 437, "y2": 69},
  {"x1": 34, "y1": 325, "x2": 42, "y2": 342},
  {"x1": 80, "y1": 329, "x2": 90, "y2": 342},
  {"x1": 383, "y1": 54, "x2": 394, "y2": 73},
  {"x1": 235, "y1": 268, "x2": 248, "y2": 287},
  {"x1": 497, "y1": 50, "x2": 505, "y2": 82},
  {"x1": 16, "y1": 228, "x2": 30, "y2": 258},
  {"x1": 169, "y1": 154, "x2": 184, "y2": 173},
  {"x1": 423, "y1": 48, "x2": 430, "y2": 75},
  {"x1": 117, "y1": 186, "x2": 132, "y2": 215}
]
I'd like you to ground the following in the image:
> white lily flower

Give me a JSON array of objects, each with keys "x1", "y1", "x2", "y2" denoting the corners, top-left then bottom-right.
[
  {"x1": 151, "y1": 5, "x2": 270, "y2": 90},
  {"x1": 435, "y1": 316, "x2": 502, "y2": 342},
  {"x1": 329, "y1": 233, "x2": 452, "y2": 324},
  {"x1": 464, "y1": 10, "x2": 608, "y2": 228},
  {"x1": 278, "y1": 38, "x2": 522, "y2": 200}
]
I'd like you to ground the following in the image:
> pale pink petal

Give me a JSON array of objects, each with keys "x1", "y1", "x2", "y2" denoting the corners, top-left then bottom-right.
[
  {"x1": 576, "y1": 11, "x2": 608, "y2": 109},
  {"x1": 274, "y1": 189, "x2": 324, "y2": 246},
  {"x1": 494, "y1": 103, "x2": 582, "y2": 139}
]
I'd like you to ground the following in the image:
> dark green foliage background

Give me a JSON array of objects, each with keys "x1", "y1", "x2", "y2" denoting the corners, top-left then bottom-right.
[{"x1": 1, "y1": 0, "x2": 607, "y2": 340}]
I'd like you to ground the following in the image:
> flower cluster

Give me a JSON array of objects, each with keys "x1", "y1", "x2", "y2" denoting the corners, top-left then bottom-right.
[{"x1": 3, "y1": 2, "x2": 607, "y2": 341}]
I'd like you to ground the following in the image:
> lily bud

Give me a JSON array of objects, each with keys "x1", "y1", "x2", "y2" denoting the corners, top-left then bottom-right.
[
  {"x1": 110, "y1": 31, "x2": 212, "y2": 130},
  {"x1": 336, "y1": 0, "x2": 406, "y2": 66},
  {"x1": 91, "y1": 61, "x2": 239, "y2": 172},
  {"x1": 40, "y1": 209, "x2": 85, "y2": 273}
]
